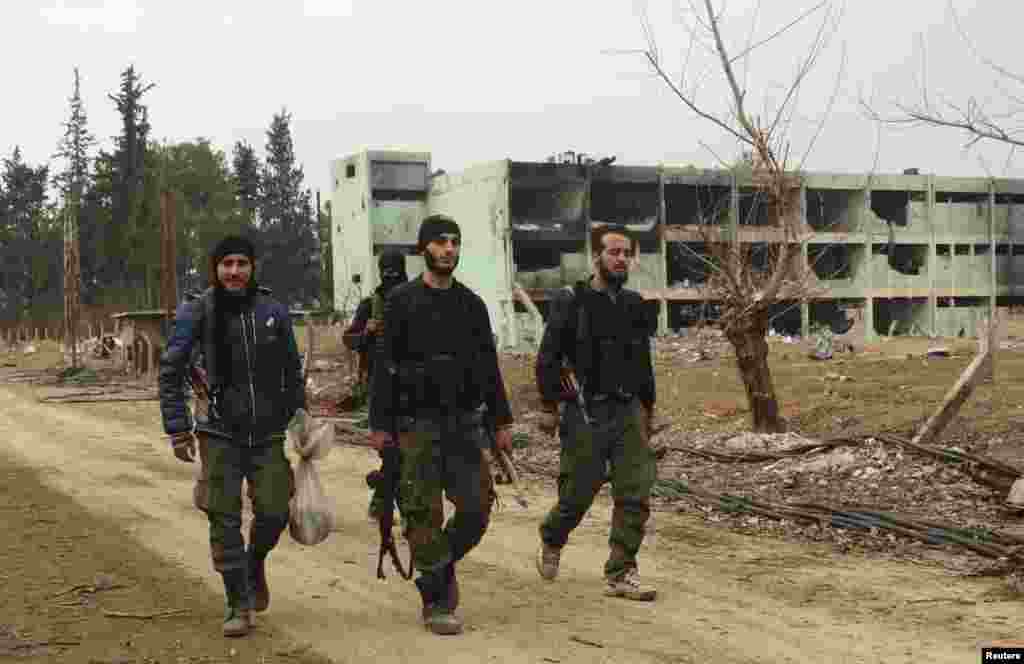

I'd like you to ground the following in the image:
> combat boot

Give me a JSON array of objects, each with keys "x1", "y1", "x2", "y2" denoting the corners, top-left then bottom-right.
[
  {"x1": 536, "y1": 542, "x2": 561, "y2": 581},
  {"x1": 222, "y1": 605, "x2": 252, "y2": 637},
  {"x1": 221, "y1": 569, "x2": 253, "y2": 637},
  {"x1": 604, "y1": 567, "x2": 657, "y2": 601},
  {"x1": 416, "y1": 573, "x2": 463, "y2": 636},
  {"x1": 422, "y1": 602, "x2": 463, "y2": 635}
]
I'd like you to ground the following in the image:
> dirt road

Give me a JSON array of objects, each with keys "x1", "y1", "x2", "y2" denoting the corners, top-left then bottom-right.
[{"x1": 2, "y1": 384, "x2": 1019, "y2": 663}]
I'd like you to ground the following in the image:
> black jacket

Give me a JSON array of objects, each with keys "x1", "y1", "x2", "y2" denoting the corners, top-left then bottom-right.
[
  {"x1": 535, "y1": 278, "x2": 656, "y2": 409},
  {"x1": 368, "y1": 276, "x2": 513, "y2": 431},
  {"x1": 158, "y1": 287, "x2": 306, "y2": 444}
]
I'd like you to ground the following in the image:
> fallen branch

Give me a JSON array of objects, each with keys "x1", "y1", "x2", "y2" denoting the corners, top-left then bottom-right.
[
  {"x1": 875, "y1": 433, "x2": 1022, "y2": 479},
  {"x1": 570, "y1": 635, "x2": 604, "y2": 649},
  {"x1": 49, "y1": 583, "x2": 93, "y2": 599},
  {"x1": 669, "y1": 435, "x2": 864, "y2": 463},
  {"x1": 102, "y1": 608, "x2": 188, "y2": 619}
]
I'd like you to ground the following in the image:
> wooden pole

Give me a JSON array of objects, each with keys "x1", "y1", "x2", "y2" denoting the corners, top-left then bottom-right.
[
  {"x1": 160, "y1": 190, "x2": 178, "y2": 320},
  {"x1": 64, "y1": 202, "x2": 82, "y2": 369},
  {"x1": 911, "y1": 328, "x2": 993, "y2": 448}
]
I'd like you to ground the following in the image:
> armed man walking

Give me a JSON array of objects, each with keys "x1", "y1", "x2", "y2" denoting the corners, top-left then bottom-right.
[
  {"x1": 159, "y1": 235, "x2": 305, "y2": 637},
  {"x1": 534, "y1": 224, "x2": 659, "y2": 601},
  {"x1": 343, "y1": 249, "x2": 409, "y2": 403},
  {"x1": 343, "y1": 249, "x2": 410, "y2": 521},
  {"x1": 368, "y1": 214, "x2": 515, "y2": 635}
]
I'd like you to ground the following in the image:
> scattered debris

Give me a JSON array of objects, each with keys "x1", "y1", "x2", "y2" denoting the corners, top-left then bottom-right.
[{"x1": 570, "y1": 635, "x2": 604, "y2": 649}]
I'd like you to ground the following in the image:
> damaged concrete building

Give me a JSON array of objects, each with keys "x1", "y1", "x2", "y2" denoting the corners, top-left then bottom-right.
[{"x1": 329, "y1": 149, "x2": 1023, "y2": 348}]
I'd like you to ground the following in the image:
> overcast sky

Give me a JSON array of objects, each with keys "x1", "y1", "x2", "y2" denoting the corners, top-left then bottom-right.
[{"x1": 6, "y1": 0, "x2": 1022, "y2": 199}]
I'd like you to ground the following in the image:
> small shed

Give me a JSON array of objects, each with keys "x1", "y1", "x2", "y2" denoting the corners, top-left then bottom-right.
[{"x1": 111, "y1": 310, "x2": 170, "y2": 378}]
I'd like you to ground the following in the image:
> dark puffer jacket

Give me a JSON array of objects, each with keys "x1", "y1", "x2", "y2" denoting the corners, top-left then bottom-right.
[{"x1": 158, "y1": 287, "x2": 306, "y2": 445}]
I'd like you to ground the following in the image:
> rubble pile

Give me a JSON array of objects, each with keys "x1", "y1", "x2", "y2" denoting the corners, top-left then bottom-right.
[
  {"x1": 509, "y1": 422, "x2": 1023, "y2": 574},
  {"x1": 654, "y1": 329, "x2": 734, "y2": 363}
]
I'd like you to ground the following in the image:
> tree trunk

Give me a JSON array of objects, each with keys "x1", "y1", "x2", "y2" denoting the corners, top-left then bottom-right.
[{"x1": 726, "y1": 311, "x2": 786, "y2": 433}]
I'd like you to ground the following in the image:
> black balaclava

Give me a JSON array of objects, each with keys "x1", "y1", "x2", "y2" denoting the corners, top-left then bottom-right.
[
  {"x1": 417, "y1": 214, "x2": 461, "y2": 275},
  {"x1": 377, "y1": 249, "x2": 407, "y2": 295}
]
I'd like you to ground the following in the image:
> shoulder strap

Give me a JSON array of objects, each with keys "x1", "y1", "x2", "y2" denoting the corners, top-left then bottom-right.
[{"x1": 200, "y1": 291, "x2": 220, "y2": 392}]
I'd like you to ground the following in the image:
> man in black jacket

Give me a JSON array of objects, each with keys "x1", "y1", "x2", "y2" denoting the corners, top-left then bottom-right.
[
  {"x1": 342, "y1": 249, "x2": 409, "y2": 520},
  {"x1": 534, "y1": 224, "x2": 659, "y2": 601},
  {"x1": 158, "y1": 235, "x2": 305, "y2": 637},
  {"x1": 368, "y1": 214, "x2": 515, "y2": 635},
  {"x1": 343, "y1": 249, "x2": 408, "y2": 404}
]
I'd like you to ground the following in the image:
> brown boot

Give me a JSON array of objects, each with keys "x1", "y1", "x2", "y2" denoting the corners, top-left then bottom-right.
[
  {"x1": 536, "y1": 543, "x2": 561, "y2": 581},
  {"x1": 604, "y1": 568, "x2": 657, "y2": 601},
  {"x1": 422, "y1": 603, "x2": 463, "y2": 635},
  {"x1": 222, "y1": 606, "x2": 251, "y2": 637}
]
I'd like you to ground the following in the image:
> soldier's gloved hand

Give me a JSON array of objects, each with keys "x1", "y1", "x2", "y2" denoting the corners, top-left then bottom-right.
[
  {"x1": 494, "y1": 425, "x2": 514, "y2": 452},
  {"x1": 170, "y1": 431, "x2": 196, "y2": 463},
  {"x1": 369, "y1": 430, "x2": 393, "y2": 451},
  {"x1": 538, "y1": 407, "x2": 559, "y2": 437},
  {"x1": 365, "y1": 318, "x2": 384, "y2": 334}
]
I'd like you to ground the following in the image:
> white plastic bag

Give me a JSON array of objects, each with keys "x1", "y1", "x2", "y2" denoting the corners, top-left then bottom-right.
[{"x1": 286, "y1": 409, "x2": 336, "y2": 545}]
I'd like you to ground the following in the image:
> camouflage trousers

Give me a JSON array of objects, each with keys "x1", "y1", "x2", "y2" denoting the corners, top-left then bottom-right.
[
  {"x1": 397, "y1": 413, "x2": 496, "y2": 578},
  {"x1": 539, "y1": 398, "x2": 657, "y2": 579},
  {"x1": 203, "y1": 434, "x2": 293, "y2": 602}
]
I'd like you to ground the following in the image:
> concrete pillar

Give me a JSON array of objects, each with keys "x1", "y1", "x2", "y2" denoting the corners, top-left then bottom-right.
[
  {"x1": 989, "y1": 182, "x2": 997, "y2": 320},
  {"x1": 656, "y1": 167, "x2": 669, "y2": 336},
  {"x1": 927, "y1": 175, "x2": 937, "y2": 336},
  {"x1": 863, "y1": 185, "x2": 876, "y2": 342},
  {"x1": 801, "y1": 240, "x2": 810, "y2": 337}
]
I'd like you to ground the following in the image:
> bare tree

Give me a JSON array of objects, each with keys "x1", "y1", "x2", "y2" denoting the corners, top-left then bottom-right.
[
  {"x1": 865, "y1": 2, "x2": 1024, "y2": 158},
  {"x1": 632, "y1": 0, "x2": 845, "y2": 432}
]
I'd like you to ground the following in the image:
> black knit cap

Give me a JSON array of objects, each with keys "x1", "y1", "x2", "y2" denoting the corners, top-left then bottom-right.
[
  {"x1": 210, "y1": 235, "x2": 256, "y2": 264},
  {"x1": 417, "y1": 214, "x2": 460, "y2": 252},
  {"x1": 378, "y1": 249, "x2": 406, "y2": 272}
]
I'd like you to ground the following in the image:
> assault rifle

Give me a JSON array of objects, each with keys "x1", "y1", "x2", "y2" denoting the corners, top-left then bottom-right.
[{"x1": 365, "y1": 440, "x2": 412, "y2": 581}]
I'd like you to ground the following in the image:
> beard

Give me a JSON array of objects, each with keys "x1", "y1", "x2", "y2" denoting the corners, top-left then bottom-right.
[
  {"x1": 424, "y1": 251, "x2": 458, "y2": 276},
  {"x1": 599, "y1": 261, "x2": 628, "y2": 288}
]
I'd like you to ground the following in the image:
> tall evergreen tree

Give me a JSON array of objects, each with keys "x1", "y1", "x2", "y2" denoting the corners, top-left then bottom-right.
[
  {"x1": 257, "y1": 109, "x2": 319, "y2": 305},
  {"x1": 53, "y1": 67, "x2": 96, "y2": 204},
  {"x1": 232, "y1": 139, "x2": 261, "y2": 227},
  {"x1": 104, "y1": 65, "x2": 155, "y2": 296},
  {"x1": 0, "y1": 148, "x2": 53, "y2": 319}
]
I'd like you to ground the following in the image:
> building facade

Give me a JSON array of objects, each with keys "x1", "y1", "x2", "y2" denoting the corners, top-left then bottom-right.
[{"x1": 329, "y1": 149, "x2": 1024, "y2": 349}]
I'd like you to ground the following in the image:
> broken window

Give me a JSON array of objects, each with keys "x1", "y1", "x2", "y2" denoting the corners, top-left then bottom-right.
[
  {"x1": 808, "y1": 244, "x2": 854, "y2": 280},
  {"x1": 738, "y1": 188, "x2": 770, "y2": 226},
  {"x1": 870, "y1": 190, "x2": 909, "y2": 226},
  {"x1": 589, "y1": 180, "x2": 659, "y2": 226},
  {"x1": 806, "y1": 189, "x2": 862, "y2": 232},
  {"x1": 665, "y1": 183, "x2": 730, "y2": 226},
  {"x1": 370, "y1": 161, "x2": 427, "y2": 193},
  {"x1": 666, "y1": 242, "x2": 712, "y2": 286},
  {"x1": 509, "y1": 162, "x2": 586, "y2": 233},
  {"x1": 768, "y1": 300, "x2": 801, "y2": 336},
  {"x1": 809, "y1": 301, "x2": 858, "y2": 335}
]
